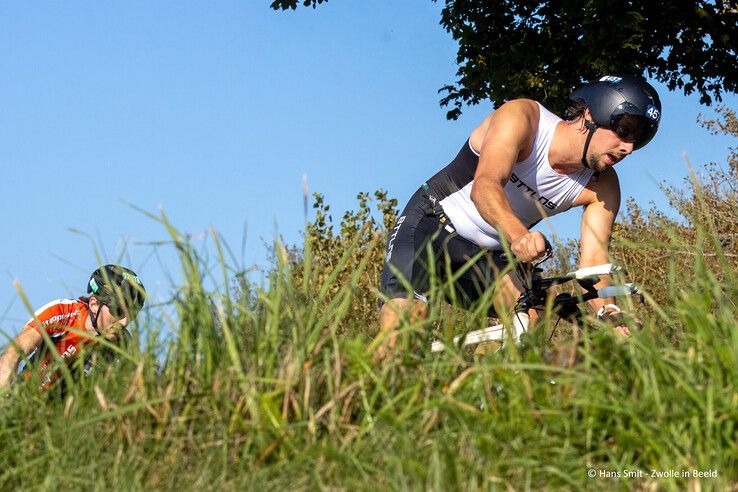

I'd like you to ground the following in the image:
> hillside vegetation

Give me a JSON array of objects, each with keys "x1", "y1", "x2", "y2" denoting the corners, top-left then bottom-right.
[{"x1": 1, "y1": 109, "x2": 736, "y2": 490}]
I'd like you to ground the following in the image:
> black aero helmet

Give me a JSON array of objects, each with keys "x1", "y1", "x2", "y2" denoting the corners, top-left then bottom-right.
[
  {"x1": 570, "y1": 75, "x2": 661, "y2": 151},
  {"x1": 87, "y1": 265, "x2": 146, "y2": 320}
]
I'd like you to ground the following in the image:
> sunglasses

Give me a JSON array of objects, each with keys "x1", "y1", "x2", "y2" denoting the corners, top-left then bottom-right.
[
  {"x1": 104, "y1": 302, "x2": 138, "y2": 321},
  {"x1": 609, "y1": 104, "x2": 659, "y2": 149}
]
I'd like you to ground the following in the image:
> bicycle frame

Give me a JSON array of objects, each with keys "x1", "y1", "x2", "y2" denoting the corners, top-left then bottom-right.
[{"x1": 430, "y1": 262, "x2": 641, "y2": 353}]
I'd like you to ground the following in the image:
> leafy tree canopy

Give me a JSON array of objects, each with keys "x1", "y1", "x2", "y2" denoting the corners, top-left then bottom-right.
[{"x1": 271, "y1": 0, "x2": 737, "y2": 119}]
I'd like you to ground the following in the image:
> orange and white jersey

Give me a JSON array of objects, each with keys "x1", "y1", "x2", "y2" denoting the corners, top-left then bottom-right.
[{"x1": 24, "y1": 298, "x2": 96, "y2": 389}]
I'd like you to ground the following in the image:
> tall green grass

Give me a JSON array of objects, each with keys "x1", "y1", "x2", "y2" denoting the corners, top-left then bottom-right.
[{"x1": 1, "y1": 177, "x2": 736, "y2": 490}]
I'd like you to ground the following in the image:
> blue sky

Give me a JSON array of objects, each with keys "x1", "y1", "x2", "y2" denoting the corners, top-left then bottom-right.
[{"x1": 1, "y1": 1, "x2": 736, "y2": 328}]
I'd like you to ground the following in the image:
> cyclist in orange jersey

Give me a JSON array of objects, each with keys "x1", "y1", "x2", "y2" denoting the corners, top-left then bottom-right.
[{"x1": 0, "y1": 265, "x2": 146, "y2": 391}]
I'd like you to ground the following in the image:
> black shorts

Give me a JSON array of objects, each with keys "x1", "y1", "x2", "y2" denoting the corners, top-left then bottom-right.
[{"x1": 380, "y1": 187, "x2": 507, "y2": 310}]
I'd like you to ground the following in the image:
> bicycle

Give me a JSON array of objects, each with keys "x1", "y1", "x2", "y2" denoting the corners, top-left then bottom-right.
[{"x1": 430, "y1": 247, "x2": 643, "y2": 353}]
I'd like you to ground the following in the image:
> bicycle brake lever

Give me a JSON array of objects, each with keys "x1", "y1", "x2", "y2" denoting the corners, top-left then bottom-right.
[
  {"x1": 634, "y1": 285, "x2": 644, "y2": 304},
  {"x1": 533, "y1": 257, "x2": 549, "y2": 270}
]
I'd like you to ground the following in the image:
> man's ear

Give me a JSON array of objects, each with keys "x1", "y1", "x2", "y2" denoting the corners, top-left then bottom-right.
[
  {"x1": 578, "y1": 108, "x2": 594, "y2": 132},
  {"x1": 88, "y1": 295, "x2": 100, "y2": 313}
]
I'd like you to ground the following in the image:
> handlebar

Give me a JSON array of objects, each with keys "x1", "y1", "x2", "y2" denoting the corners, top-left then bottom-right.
[
  {"x1": 565, "y1": 263, "x2": 624, "y2": 279},
  {"x1": 430, "y1": 260, "x2": 643, "y2": 352},
  {"x1": 597, "y1": 283, "x2": 641, "y2": 298}
]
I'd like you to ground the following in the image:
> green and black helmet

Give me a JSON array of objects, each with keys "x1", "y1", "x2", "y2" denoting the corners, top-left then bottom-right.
[{"x1": 87, "y1": 264, "x2": 146, "y2": 320}]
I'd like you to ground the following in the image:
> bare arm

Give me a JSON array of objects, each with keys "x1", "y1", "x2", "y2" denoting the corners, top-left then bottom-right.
[
  {"x1": 0, "y1": 326, "x2": 42, "y2": 389},
  {"x1": 470, "y1": 99, "x2": 548, "y2": 261},
  {"x1": 574, "y1": 168, "x2": 621, "y2": 313}
]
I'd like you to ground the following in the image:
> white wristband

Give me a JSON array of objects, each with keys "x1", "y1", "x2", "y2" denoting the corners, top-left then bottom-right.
[{"x1": 596, "y1": 303, "x2": 621, "y2": 319}]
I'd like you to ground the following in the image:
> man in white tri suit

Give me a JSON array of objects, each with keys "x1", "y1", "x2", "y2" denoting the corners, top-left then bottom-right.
[{"x1": 376, "y1": 75, "x2": 661, "y2": 357}]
